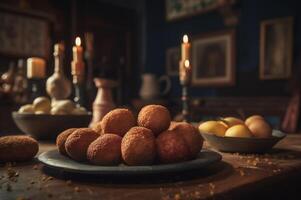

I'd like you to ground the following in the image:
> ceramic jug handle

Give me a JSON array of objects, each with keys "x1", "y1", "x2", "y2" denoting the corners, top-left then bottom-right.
[{"x1": 159, "y1": 75, "x2": 171, "y2": 96}]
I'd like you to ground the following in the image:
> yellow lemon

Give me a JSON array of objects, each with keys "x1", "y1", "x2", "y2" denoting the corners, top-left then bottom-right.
[
  {"x1": 225, "y1": 124, "x2": 253, "y2": 138},
  {"x1": 198, "y1": 121, "x2": 228, "y2": 137},
  {"x1": 245, "y1": 115, "x2": 264, "y2": 126},
  {"x1": 223, "y1": 117, "x2": 244, "y2": 127},
  {"x1": 247, "y1": 119, "x2": 272, "y2": 138}
]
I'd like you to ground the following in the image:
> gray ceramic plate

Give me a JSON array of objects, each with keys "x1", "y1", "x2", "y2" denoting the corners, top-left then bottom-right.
[
  {"x1": 12, "y1": 112, "x2": 92, "y2": 140},
  {"x1": 38, "y1": 150, "x2": 221, "y2": 175},
  {"x1": 201, "y1": 130, "x2": 286, "y2": 154}
]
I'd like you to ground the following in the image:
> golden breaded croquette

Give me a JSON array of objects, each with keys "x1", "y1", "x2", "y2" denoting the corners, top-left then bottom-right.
[
  {"x1": 56, "y1": 128, "x2": 78, "y2": 156},
  {"x1": 0, "y1": 136, "x2": 39, "y2": 162},
  {"x1": 65, "y1": 128, "x2": 99, "y2": 161},
  {"x1": 101, "y1": 108, "x2": 136, "y2": 137},
  {"x1": 121, "y1": 127, "x2": 156, "y2": 165},
  {"x1": 169, "y1": 122, "x2": 203, "y2": 158},
  {"x1": 91, "y1": 122, "x2": 102, "y2": 135},
  {"x1": 137, "y1": 105, "x2": 171, "y2": 136},
  {"x1": 87, "y1": 134, "x2": 122, "y2": 165},
  {"x1": 156, "y1": 130, "x2": 191, "y2": 164}
]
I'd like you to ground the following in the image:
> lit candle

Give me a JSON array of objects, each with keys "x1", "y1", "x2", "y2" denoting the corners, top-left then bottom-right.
[
  {"x1": 71, "y1": 36, "x2": 85, "y2": 84},
  {"x1": 184, "y1": 60, "x2": 190, "y2": 69},
  {"x1": 181, "y1": 34, "x2": 191, "y2": 61},
  {"x1": 73, "y1": 37, "x2": 83, "y2": 62}
]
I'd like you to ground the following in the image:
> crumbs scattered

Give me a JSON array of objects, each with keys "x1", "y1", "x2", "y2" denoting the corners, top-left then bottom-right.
[
  {"x1": 74, "y1": 186, "x2": 80, "y2": 192},
  {"x1": 239, "y1": 169, "x2": 245, "y2": 176},
  {"x1": 16, "y1": 196, "x2": 31, "y2": 200},
  {"x1": 66, "y1": 180, "x2": 72, "y2": 186},
  {"x1": 6, "y1": 183, "x2": 12, "y2": 191},
  {"x1": 174, "y1": 193, "x2": 181, "y2": 200}
]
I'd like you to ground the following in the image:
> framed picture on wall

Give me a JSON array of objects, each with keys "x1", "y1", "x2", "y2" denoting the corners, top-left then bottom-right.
[
  {"x1": 166, "y1": 47, "x2": 180, "y2": 76},
  {"x1": 0, "y1": 8, "x2": 51, "y2": 59},
  {"x1": 191, "y1": 30, "x2": 235, "y2": 86},
  {"x1": 165, "y1": 0, "x2": 236, "y2": 21},
  {"x1": 259, "y1": 17, "x2": 293, "y2": 80}
]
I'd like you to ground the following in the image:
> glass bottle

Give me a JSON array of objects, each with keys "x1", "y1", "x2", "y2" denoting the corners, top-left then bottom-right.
[{"x1": 46, "y1": 43, "x2": 72, "y2": 101}]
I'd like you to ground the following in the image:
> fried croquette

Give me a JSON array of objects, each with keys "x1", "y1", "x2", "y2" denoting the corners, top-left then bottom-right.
[
  {"x1": 0, "y1": 136, "x2": 39, "y2": 162},
  {"x1": 121, "y1": 127, "x2": 156, "y2": 165},
  {"x1": 169, "y1": 122, "x2": 203, "y2": 158},
  {"x1": 92, "y1": 122, "x2": 102, "y2": 135},
  {"x1": 87, "y1": 134, "x2": 122, "y2": 165},
  {"x1": 137, "y1": 105, "x2": 171, "y2": 135},
  {"x1": 156, "y1": 130, "x2": 191, "y2": 164},
  {"x1": 65, "y1": 128, "x2": 99, "y2": 161},
  {"x1": 56, "y1": 128, "x2": 78, "y2": 156},
  {"x1": 101, "y1": 108, "x2": 136, "y2": 137}
]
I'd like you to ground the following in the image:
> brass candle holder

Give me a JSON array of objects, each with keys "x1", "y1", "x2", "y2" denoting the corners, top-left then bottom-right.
[{"x1": 179, "y1": 59, "x2": 192, "y2": 122}]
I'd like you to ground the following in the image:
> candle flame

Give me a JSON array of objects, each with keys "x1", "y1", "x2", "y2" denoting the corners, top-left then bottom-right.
[
  {"x1": 184, "y1": 60, "x2": 190, "y2": 68},
  {"x1": 75, "y1": 37, "x2": 81, "y2": 46},
  {"x1": 183, "y1": 35, "x2": 189, "y2": 43}
]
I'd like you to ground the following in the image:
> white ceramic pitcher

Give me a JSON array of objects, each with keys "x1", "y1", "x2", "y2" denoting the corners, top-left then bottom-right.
[{"x1": 139, "y1": 73, "x2": 171, "y2": 100}]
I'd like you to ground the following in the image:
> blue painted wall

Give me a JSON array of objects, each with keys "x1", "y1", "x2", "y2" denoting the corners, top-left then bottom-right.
[{"x1": 144, "y1": 0, "x2": 300, "y2": 98}]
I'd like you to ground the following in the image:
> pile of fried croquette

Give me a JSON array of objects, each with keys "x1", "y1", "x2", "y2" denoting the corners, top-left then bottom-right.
[{"x1": 56, "y1": 105, "x2": 204, "y2": 166}]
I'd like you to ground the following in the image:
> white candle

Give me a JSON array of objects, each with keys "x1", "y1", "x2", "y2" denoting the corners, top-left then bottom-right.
[
  {"x1": 73, "y1": 37, "x2": 83, "y2": 62},
  {"x1": 27, "y1": 57, "x2": 46, "y2": 79},
  {"x1": 181, "y1": 34, "x2": 191, "y2": 61}
]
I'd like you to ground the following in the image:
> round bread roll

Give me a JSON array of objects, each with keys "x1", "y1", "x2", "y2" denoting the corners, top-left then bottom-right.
[
  {"x1": 18, "y1": 104, "x2": 35, "y2": 114},
  {"x1": 0, "y1": 136, "x2": 39, "y2": 162},
  {"x1": 87, "y1": 134, "x2": 122, "y2": 165},
  {"x1": 137, "y1": 105, "x2": 171, "y2": 136},
  {"x1": 51, "y1": 100, "x2": 76, "y2": 115},
  {"x1": 72, "y1": 107, "x2": 88, "y2": 115},
  {"x1": 169, "y1": 122, "x2": 203, "y2": 158},
  {"x1": 156, "y1": 130, "x2": 191, "y2": 164},
  {"x1": 121, "y1": 127, "x2": 156, "y2": 165},
  {"x1": 56, "y1": 128, "x2": 78, "y2": 156},
  {"x1": 101, "y1": 108, "x2": 136, "y2": 137},
  {"x1": 50, "y1": 106, "x2": 67, "y2": 115},
  {"x1": 33, "y1": 97, "x2": 51, "y2": 113},
  {"x1": 65, "y1": 128, "x2": 99, "y2": 161}
]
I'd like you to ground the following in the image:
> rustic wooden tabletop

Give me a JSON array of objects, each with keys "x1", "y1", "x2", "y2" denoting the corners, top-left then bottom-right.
[{"x1": 1, "y1": 134, "x2": 301, "y2": 200}]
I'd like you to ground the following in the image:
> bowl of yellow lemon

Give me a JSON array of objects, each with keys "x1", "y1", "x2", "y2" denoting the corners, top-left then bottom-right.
[{"x1": 199, "y1": 115, "x2": 286, "y2": 153}]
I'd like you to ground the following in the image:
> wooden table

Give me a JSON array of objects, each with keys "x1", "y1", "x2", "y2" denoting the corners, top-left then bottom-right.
[{"x1": 1, "y1": 134, "x2": 301, "y2": 200}]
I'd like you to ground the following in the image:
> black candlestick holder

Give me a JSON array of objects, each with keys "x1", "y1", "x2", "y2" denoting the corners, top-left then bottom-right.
[
  {"x1": 181, "y1": 85, "x2": 189, "y2": 122},
  {"x1": 179, "y1": 60, "x2": 192, "y2": 122}
]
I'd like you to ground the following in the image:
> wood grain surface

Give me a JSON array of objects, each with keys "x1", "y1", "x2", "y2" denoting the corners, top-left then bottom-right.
[{"x1": 1, "y1": 135, "x2": 301, "y2": 200}]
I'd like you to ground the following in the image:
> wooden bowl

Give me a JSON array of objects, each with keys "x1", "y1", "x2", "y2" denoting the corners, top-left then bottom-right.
[
  {"x1": 201, "y1": 130, "x2": 286, "y2": 154},
  {"x1": 12, "y1": 112, "x2": 92, "y2": 140}
]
